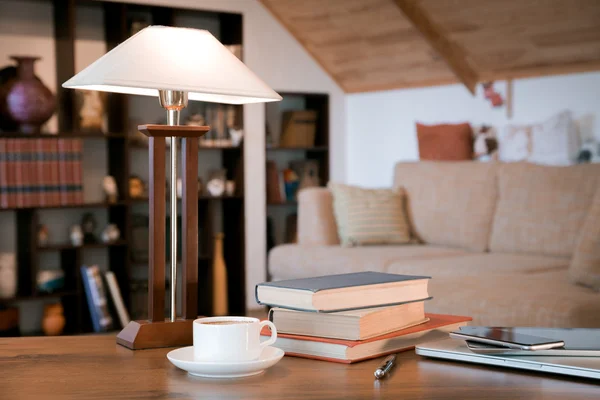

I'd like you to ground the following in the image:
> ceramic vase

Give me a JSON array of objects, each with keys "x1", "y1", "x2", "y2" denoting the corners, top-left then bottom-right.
[
  {"x1": 0, "y1": 253, "x2": 17, "y2": 299},
  {"x1": 0, "y1": 56, "x2": 55, "y2": 134},
  {"x1": 212, "y1": 233, "x2": 228, "y2": 316},
  {"x1": 42, "y1": 303, "x2": 65, "y2": 336}
]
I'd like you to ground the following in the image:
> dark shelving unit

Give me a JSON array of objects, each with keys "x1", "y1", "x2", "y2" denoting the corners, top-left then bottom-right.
[
  {"x1": 265, "y1": 92, "x2": 329, "y2": 276},
  {"x1": 0, "y1": 0, "x2": 246, "y2": 335}
]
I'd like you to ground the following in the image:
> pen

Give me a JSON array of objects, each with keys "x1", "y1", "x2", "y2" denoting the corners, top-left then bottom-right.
[{"x1": 374, "y1": 354, "x2": 397, "y2": 379}]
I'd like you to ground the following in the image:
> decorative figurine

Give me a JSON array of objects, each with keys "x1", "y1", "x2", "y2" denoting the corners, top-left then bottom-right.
[
  {"x1": 207, "y1": 169, "x2": 227, "y2": 197},
  {"x1": 101, "y1": 224, "x2": 121, "y2": 243},
  {"x1": 230, "y1": 128, "x2": 243, "y2": 147},
  {"x1": 70, "y1": 225, "x2": 83, "y2": 247},
  {"x1": 37, "y1": 225, "x2": 49, "y2": 247},
  {"x1": 81, "y1": 213, "x2": 97, "y2": 244},
  {"x1": 225, "y1": 180, "x2": 236, "y2": 196},
  {"x1": 0, "y1": 253, "x2": 17, "y2": 299},
  {"x1": 78, "y1": 90, "x2": 104, "y2": 131},
  {"x1": 102, "y1": 176, "x2": 118, "y2": 203},
  {"x1": 186, "y1": 113, "x2": 205, "y2": 126},
  {"x1": 129, "y1": 176, "x2": 145, "y2": 199}
]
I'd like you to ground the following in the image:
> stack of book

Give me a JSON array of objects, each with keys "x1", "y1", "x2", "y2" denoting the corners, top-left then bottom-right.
[
  {"x1": 256, "y1": 271, "x2": 471, "y2": 363},
  {"x1": 0, "y1": 138, "x2": 84, "y2": 208}
]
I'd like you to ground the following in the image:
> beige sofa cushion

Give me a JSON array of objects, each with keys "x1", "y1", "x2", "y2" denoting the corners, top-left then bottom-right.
[
  {"x1": 570, "y1": 185, "x2": 600, "y2": 290},
  {"x1": 386, "y1": 253, "x2": 569, "y2": 277},
  {"x1": 328, "y1": 184, "x2": 411, "y2": 246},
  {"x1": 393, "y1": 162, "x2": 498, "y2": 252},
  {"x1": 268, "y1": 244, "x2": 468, "y2": 280},
  {"x1": 425, "y1": 270, "x2": 600, "y2": 327},
  {"x1": 490, "y1": 163, "x2": 600, "y2": 257},
  {"x1": 297, "y1": 188, "x2": 340, "y2": 246}
]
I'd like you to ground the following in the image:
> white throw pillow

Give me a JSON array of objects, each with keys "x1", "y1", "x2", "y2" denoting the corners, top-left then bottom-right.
[{"x1": 499, "y1": 111, "x2": 579, "y2": 166}]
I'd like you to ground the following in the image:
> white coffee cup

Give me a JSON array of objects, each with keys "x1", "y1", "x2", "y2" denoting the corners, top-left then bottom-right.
[{"x1": 193, "y1": 316, "x2": 277, "y2": 362}]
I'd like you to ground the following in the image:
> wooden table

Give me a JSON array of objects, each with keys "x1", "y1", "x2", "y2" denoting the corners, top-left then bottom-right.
[{"x1": 1, "y1": 336, "x2": 598, "y2": 399}]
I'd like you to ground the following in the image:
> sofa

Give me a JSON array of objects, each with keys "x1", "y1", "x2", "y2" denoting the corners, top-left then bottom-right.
[{"x1": 268, "y1": 161, "x2": 600, "y2": 327}]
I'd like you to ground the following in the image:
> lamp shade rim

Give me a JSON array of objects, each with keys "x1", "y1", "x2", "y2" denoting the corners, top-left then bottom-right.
[{"x1": 62, "y1": 80, "x2": 282, "y2": 104}]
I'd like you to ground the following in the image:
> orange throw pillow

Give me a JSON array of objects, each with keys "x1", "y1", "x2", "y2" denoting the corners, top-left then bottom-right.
[{"x1": 417, "y1": 122, "x2": 473, "y2": 160}]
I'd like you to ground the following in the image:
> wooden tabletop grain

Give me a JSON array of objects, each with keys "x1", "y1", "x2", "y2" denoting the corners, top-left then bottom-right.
[{"x1": 1, "y1": 336, "x2": 598, "y2": 399}]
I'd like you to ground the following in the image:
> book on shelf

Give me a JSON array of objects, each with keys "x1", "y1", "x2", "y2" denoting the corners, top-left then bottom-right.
[
  {"x1": 14, "y1": 139, "x2": 25, "y2": 207},
  {"x1": 104, "y1": 271, "x2": 130, "y2": 329},
  {"x1": 261, "y1": 313, "x2": 471, "y2": 364},
  {"x1": 0, "y1": 138, "x2": 83, "y2": 208},
  {"x1": 282, "y1": 168, "x2": 299, "y2": 201},
  {"x1": 70, "y1": 139, "x2": 84, "y2": 204},
  {"x1": 49, "y1": 138, "x2": 61, "y2": 206},
  {"x1": 266, "y1": 160, "x2": 283, "y2": 203},
  {"x1": 0, "y1": 139, "x2": 8, "y2": 208},
  {"x1": 279, "y1": 110, "x2": 317, "y2": 148},
  {"x1": 256, "y1": 271, "x2": 431, "y2": 312},
  {"x1": 269, "y1": 301, "x2": 427, "y2": 340},
  {"x1": 81, "y1": 265, "x2": 114, "y2": 333}
]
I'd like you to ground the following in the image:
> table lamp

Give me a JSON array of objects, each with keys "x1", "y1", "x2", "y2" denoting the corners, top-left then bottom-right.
[{"x1": 63, "y1": 26, "x2": 281, "y2": 349}]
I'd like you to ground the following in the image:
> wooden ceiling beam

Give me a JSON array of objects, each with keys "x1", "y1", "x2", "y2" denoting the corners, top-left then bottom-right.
[
  {"x1": 393, "y1": 0, "x2": 479, "y2": 95},
  {"x1": 478, "y1": 59, "x2": 600, "y2": 82}
]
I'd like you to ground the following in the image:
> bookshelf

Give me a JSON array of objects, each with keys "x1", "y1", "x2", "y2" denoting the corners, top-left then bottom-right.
[
  {"x1": 0, "y1": 0, "x2": 246, "y2": 335},
  {"x1": 265, "y1": 92, "x2": 329, "y2": 272}
]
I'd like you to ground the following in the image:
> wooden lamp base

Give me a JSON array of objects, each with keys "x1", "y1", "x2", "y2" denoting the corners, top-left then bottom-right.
[
  {"x1": 116, "y1": 318, "x2": 197, "y2": 350},
  {"x1": 116, "y1": 125, "x2": 209, "y2": 350}
]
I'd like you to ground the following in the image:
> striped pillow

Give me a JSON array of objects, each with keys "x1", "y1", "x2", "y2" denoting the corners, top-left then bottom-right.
[{"x1": 328, "y1": 183, "x2": 411, "y2": 247}]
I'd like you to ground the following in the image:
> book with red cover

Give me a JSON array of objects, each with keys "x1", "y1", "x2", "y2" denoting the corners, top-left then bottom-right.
[
  {"x1": 5, "y1": 139, "x2": 16, "y2": 208},
  {"x1": 58, "y1": 139, "x2": 69, "y2": 205},
  {"x1": 22, "y1": 139, "x2": 34, "y2": 207},
  {"x1": 261, "y1": 313, "x2": 471, "y2": 364},
  {"x1": 35, "y1": 139, "x2": 46, "y2": 207},
  {"x1": 0, "y1": 139, "x2": 8, "y2": 208},
  {"x1": 13, "y1": 139, "x2": 25, "y2": 208},
  {"x1": 72, "y1": 139, "x2": 84, "y2": 204},
  {"x1": 49, "y1": 138, "x2": 60, "y2": 206}
]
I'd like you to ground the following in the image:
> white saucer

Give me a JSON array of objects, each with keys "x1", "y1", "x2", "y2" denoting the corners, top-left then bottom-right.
[{"x1": 167, "y1": 346, "x2": 284, "y2": 379}]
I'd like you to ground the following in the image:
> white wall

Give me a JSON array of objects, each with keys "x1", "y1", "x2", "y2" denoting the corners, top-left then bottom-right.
[{"x1": 346, "y1": 72, "x2": 600, "y2": 187}]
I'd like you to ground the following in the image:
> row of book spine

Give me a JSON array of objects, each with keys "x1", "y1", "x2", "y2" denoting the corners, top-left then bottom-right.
[{"x1": 0, "y1": 138, "x2": 84, "y2": 208}]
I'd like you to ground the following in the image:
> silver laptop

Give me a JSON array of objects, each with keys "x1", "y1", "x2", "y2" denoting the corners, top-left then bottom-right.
[{"x1": 416, "y1": 328, "x2": 600, "y2": 380}]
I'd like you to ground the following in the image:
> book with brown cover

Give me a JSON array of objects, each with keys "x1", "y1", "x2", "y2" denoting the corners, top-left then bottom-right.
[
  {"x1": 261, "y1": 313, "x2": 471, "y2": 363},
  {"x1": 266, "y1": 160, "x2": 283, "y2": 204}
]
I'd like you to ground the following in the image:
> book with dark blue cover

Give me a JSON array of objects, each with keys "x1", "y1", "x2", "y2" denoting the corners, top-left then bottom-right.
[
  {"x1": 256, "y1": 271, "x2": 431, "y2": 312},
  {"x1": 81, "y1": 265, "x2": 114, "y2": 332}
]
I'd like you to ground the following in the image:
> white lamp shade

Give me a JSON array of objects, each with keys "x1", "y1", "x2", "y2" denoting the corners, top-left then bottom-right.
[{"x1": 63, "y1": 26, "x2": 281, "y2": 104}]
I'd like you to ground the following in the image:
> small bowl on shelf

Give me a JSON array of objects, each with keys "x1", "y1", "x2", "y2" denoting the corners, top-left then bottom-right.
[{"x1": 37, "y1": 270, "x2": 65, "y2": 293}]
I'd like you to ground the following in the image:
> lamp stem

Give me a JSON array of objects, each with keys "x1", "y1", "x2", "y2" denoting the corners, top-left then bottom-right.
[
  {"x1": 168, "y1": 129, "x2": 178, "y2": 323},
  {"x1": 159, "y1": 89, "x2": 188, "y2": 323}
]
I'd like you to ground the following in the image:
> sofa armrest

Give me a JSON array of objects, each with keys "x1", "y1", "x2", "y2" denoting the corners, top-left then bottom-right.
[{"x1": 297, "y1": 188, "x2": 340, "y2": 246}]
